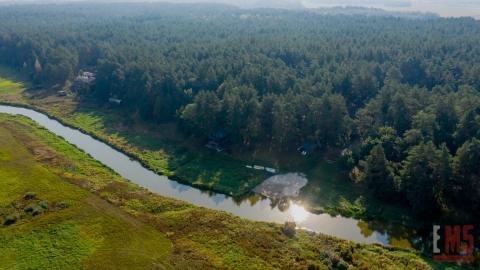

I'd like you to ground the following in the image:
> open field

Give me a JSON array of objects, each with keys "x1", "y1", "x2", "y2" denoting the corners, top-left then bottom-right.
[
  {"x1": 0, "y1": 114, "x2": 446, "y2": 269},
  {"x1": 0, "y1": 115, "x2": 173, "y2": 269}
]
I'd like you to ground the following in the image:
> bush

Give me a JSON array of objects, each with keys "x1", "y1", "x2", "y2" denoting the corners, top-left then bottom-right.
[
  {"x1": 39, "y1": 201, "x2": 49, "y2": 209},
  {"x1": 24, "y1": 192, "x2": 37, "y2": 200},
  {"x1": 32, "y1": 206, "x2": 44, "y2": 216},
  {"x1": 282, "y1": 221, "x2": 296, "y2": 238},
  {"x1": 4, "y1": 212, "x2": 20, "y2": 226},
  {"x1": 334, "y1": 260, "x2": 349, "y2": 270},
  {"x1": 56, "y1": 202, "x2": 69, "y2": 210},
  {"x1": 24, "y1": 203, "x2": 37, "y2": 213},
  {"x1": 339, "y1": 148, "x2": 356, "y2": 171}
]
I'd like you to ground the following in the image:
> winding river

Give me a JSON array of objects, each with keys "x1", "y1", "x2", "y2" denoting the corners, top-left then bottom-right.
[{"x1": 0, "y1": 105, "x2": 414, "y2": 247}]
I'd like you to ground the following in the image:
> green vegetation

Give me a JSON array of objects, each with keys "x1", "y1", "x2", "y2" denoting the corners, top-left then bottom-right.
[
  {"x1": 0, "y1": 114, "x2": 438, "y2": 269},
  {"x1": 0, "y1": 68, "x2": 266, "y2": 196},
  {"x1": 0, "y1": 67, "x2": 29, "y2": 104},
  {"x1": 0, "y1": 6, "x2": 479, "y2": 268},
  {"x1": 0, "y1": 115, "x2": 173, "y2": 269},
  {"x1": 1, "y1": 3, "x2": 479, "y2": 225},
  {"x1": 0, "y1": 73, "x2": 412, "y2": 226}
]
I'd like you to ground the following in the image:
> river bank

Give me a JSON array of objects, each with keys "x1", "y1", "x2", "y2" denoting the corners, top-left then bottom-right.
[
  {"x1": 0, "y1": 104, "x2": 412, "y2": 246},
  {"x1": 0, "y1": 68, "x2": 414, "y2": 223},
  {"x1": 0, "y1": 67, "x2": 430, "y2": 243},
  {"x1": 0, "y1": 113, "x2": 441, "y2": 269}
]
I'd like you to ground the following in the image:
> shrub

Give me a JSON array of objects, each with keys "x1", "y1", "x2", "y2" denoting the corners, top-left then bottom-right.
[
  {"x1": 323, "y1": 250, "x2": 349, "y2": 270},
  {"x1": 282, "y1": 221, "x2": 296, "y2": 238},
  {"x1": 4, "y1": 212, "x2": 20, "y2": 226},
  {"x1": 56, "y1": 202, "x2": 69, "y2": 210},
  {"x1": 334, "y1": 260, "x2": 349, "y2": 270},
  {"x1": 39, "y1": 201, "x2": 49, "y2": 209},
  {"x1": 24, "y1": 203, "x2": 37, "y2": 213},
  {"x1": 337, "y1": 244, "x2": 354, "y2": 263},
  {"x1": 24, "y1": 192, "x2": 37, "y2": 200},
  {"x1": 339, "y1": 148, "x2": 356, "y2": 171},
  {"x1": 32, "y1": 206, "x2": 44, "y2": 216}
]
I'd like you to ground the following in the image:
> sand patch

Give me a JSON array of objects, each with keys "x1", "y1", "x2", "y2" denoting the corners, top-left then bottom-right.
[{"x1": 253, "y1": 173, "x2": 308, "y2": 199}]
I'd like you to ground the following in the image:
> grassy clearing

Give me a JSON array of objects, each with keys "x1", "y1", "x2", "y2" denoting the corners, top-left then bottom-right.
[
  {"x1": 0, "y1": 114, "x2": 442, "y2": 269},
  {"x1": 0, "y1": 67, "x2": 29, "y2": 104}
]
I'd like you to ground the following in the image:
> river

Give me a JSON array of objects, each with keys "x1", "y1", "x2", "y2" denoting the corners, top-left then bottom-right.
[{"x1": 0, "y1": 104, "x2": 414, "y2": 247}]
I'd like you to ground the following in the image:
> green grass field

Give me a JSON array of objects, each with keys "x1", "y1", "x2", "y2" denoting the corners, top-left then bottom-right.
[
  {"x1": 0, "y1": 113, "x2": 443, "y2": 269},
  {"x1": 0, "y1": 116, "x2": 173, "y2": 269},
  {"x1": 0, "y1": 66, "x2": 29, "y2": 104}
]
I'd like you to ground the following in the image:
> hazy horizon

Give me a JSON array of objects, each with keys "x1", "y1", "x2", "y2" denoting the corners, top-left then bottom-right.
[{"x1": 0, "y1": 0, "x2": 479, "y2": 18}]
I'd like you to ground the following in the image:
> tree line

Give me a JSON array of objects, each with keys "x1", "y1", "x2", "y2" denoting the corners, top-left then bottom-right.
[{"x1": 0, "y1": 3, "x2": 479, "y2": 221}]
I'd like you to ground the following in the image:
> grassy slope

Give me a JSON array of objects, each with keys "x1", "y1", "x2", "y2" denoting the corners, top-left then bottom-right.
[
  {"x1": 0, "y1": 117, "x2": 173, "y2": 269},
  {"x1": 0, "y1": 113, "x2": 440, "y2": 269}
]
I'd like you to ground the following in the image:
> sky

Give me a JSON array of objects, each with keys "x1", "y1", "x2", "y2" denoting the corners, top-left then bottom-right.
[
  {"x1": 300, "y1": 0, "x2": 480, "y2": 18},
  {"x1": 1, "y1": 0, "x2": 479, "y2": 18}
]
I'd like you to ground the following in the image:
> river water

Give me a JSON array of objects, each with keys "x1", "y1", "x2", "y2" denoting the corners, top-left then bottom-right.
[{"x1": 0, "y1": 104, "x2": 414, "y2": 247}]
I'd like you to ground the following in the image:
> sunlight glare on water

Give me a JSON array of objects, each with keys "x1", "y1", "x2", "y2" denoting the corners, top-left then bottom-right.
[{"x1": 289, "y1": 202, "x2": 310, "y2": 223}]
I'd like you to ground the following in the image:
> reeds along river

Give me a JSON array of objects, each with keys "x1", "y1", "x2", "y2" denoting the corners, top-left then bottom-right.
[{"x1": 0, "y1": 104, "x2": 416, "y2": 248}]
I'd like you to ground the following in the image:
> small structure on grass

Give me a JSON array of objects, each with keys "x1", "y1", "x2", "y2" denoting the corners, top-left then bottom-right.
[
  {"x1": 245, "y1": 165, "x2": 277, "y2": 174},
  {"x1": 57, "y1": 90, "x2": 67, "y2": 97},
  {"x1": 108, "y1": 97, "x2": 122, "y2": 105},
  {"x1": 297, "y1": 142, "x2": 316, "y2": 156},
  {"x1": 205, "y1": 140, "x2": 224, "y2": 152}
]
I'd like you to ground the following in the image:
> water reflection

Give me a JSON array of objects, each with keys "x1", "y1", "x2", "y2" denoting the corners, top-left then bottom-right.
[
  {"x1": 0, "y1": 105, "x2": 416, "y2": 248},
  {"x1": 289, "y1": 203, "x2": 309, "y2": 223},
  {"x1": 169, "y1": 179, "x2": 190, "y2": 193}
]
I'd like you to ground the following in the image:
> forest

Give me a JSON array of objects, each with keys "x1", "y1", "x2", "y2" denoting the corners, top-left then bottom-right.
[{"x1": 0, "y1": 3, "x2": 479, "y2": 223}]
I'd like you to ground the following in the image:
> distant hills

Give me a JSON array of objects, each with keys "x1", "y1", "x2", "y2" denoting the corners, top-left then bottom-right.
[{"x1": 310, "y1": 6, "x2": 439, "y2": 19}]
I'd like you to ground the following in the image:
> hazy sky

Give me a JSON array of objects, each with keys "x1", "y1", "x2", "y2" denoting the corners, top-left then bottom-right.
[
  {"x1": 1, "y1": 0, "x2": 479, "y2": 18},
  {"x1": 301, "y1": 0, "x2": 480, "y2": 18}
]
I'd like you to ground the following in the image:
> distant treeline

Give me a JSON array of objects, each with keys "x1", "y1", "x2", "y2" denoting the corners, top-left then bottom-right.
[{"x1": 1, "y1": 3, "x2": 479, "y2": 221}]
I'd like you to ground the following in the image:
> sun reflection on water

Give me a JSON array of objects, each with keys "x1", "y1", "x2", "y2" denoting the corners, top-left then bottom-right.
[{"x1": 289, "y1": 202, "x2": 310, "y2": 223}]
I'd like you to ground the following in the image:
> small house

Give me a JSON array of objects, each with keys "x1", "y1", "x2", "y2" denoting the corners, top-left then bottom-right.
[
  {"x1": 298, "y1": 142, "x2": 316, "y2": 156},
  {"x1": 265, "y1": 167, "x2": 277, "y2": 173},
  {"x1": 57, "y1": 90, "x2": 67, "y2": 97},
  {"x1": 205, "y1": 141, "x2": 223, "y2": 152},
  {"x1": 108, "y1": 98, "x2": 122, "y2": 105}
]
